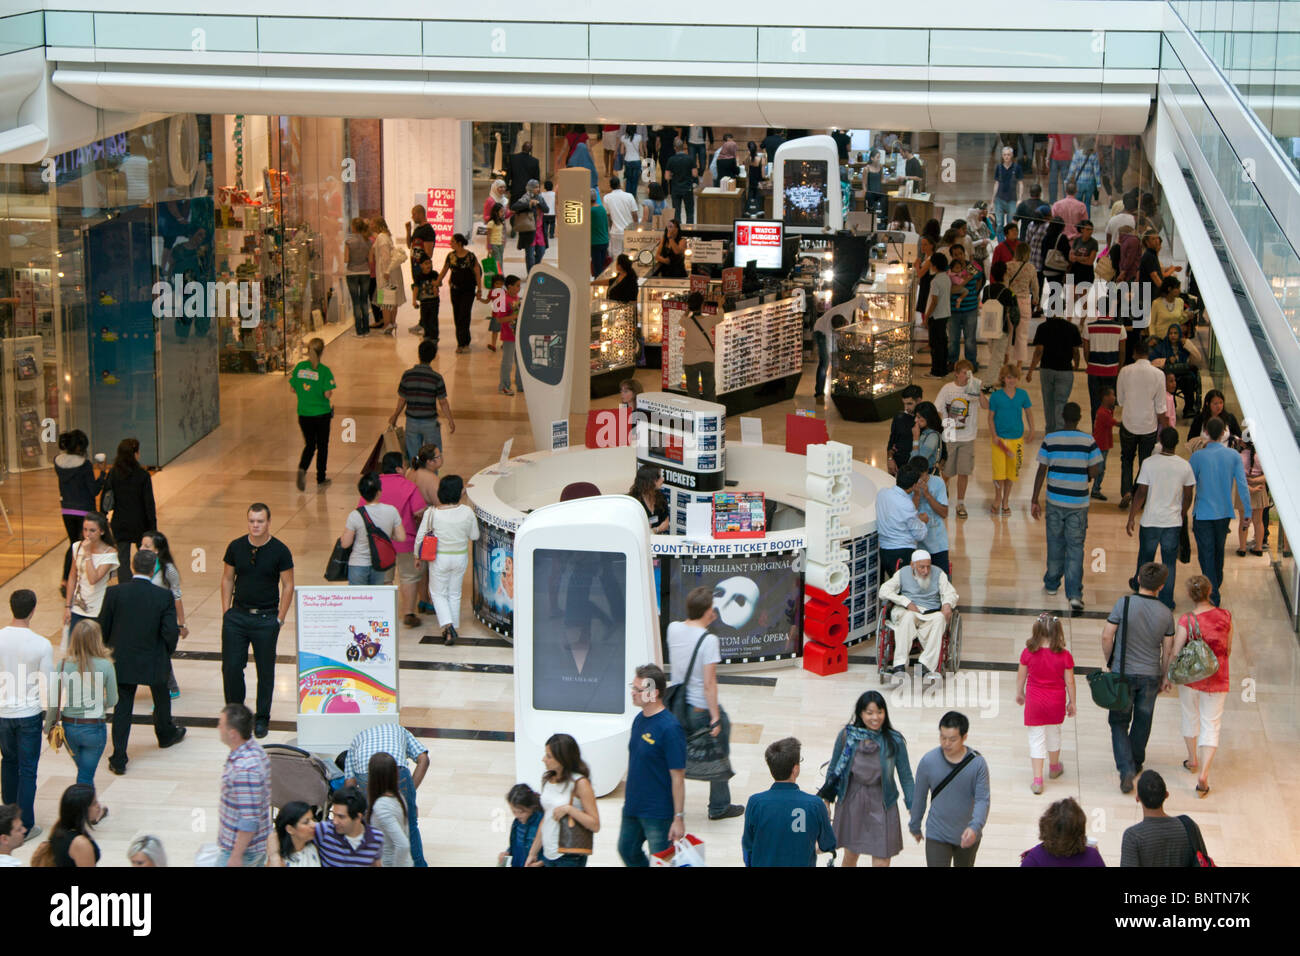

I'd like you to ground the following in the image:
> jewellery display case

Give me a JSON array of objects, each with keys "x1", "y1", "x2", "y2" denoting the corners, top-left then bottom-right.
[
  {"x1": 590, "y1": 301, "x2": 637, "y2": 397},
  {"x1": 829, "y1": 283, "x2": 913, "y2": 421},
  {"x1": 638, "y1": 278, "x2": 691, "y2": 366}
]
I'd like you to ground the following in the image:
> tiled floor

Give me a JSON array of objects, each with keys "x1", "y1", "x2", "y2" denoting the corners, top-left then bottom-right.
[{"x1": 4, "y1": 135, "x2": 1297, "y2": 867}]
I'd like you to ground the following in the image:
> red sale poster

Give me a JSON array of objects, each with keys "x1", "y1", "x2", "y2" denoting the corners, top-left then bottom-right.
[{"x1": 426, "y1": 187, "x2": 456, "y2": 248}]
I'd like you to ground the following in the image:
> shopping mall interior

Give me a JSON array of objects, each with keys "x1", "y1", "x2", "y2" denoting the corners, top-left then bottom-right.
[{"x1": 0, "y1": 0, "x2": 1298, "y2": 870}]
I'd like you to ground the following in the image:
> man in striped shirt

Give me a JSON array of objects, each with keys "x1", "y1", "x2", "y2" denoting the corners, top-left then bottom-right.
[
  {"x1": 1082, "y1": 313, "x2": 1126, "y2": 424},
  {"x1": 217, "y1": 703, "x2": 272, "y2": 867},
  {"x1": 1030, "y1": 402, "x2": 1102, "y2": 612},
  {"x1": 315, "y1": 786, "x2": 384, "y2": 867},
  {"x1": 389, "y1": 339, "x2": 455, "y2": 463}
]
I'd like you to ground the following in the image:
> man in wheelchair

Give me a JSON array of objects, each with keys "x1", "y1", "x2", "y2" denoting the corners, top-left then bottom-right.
[{"x1": 878, "y1": 550, "x2": 959, "y2": 686}]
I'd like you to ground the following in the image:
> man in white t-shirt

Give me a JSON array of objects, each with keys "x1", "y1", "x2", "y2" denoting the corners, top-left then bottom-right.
[
  {"x1": 602, "y1": 176, "x2": 640, "y2": 259},
  {"x1": 666, "y1": 585, "x2": 743, "y2": 821},
  {"x1": 1126, "y1": 426, "x2": 1195, "y2": 608},
  {"x1": 0, "y1": 589, "x2": 53, "y2": 841},
  {"x1": 935, "y1": 359, "x2": 988, "y2": 518}
]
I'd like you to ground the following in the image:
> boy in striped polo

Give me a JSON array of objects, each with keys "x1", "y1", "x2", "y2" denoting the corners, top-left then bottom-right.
[{"x1": 1030, "y1": 402, "x2": 1103, "y2": 612}]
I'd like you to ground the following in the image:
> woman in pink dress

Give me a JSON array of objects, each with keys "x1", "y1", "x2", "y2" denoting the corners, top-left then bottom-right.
[
  {"x1": 1015, "y1": 613, "x2": 1076, "y2": 795},
  {"x1": 1171, "y1": 574, "x2": 1231, "y2": 798}
]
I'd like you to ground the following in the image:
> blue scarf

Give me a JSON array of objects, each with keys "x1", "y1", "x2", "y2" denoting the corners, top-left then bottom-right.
[{"x1": 831, "y1": 725, "x2": 883, "y2": 781}]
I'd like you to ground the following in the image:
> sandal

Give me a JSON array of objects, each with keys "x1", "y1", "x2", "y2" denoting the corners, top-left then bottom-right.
[
  {"x1": 1251, "y1": 549, "x2": 1264, "y2": 556},
  {"x1": 1049, "y1": 763, "x2": 1064, "y2": 779},
  {"x1": 956, "y1": 504, "x2": 968, "y2": 519},
  {"x1": 499, "y1": 387, "x2": 515, "y2": 396},
  {"x1": 1182, "y1": 759, "x2": 1199, "y2": 773},
  {"x1": 1235, "y1": 548, "x2": 1246, "y2": 557},
  {"x1": 487, "y1": 344, "x2": 497, "y2": 352},
  {"x1": 1001, "y1": 506, "x2": 1012, "y2": 515},
  {"x1": 1196, "y1": 783, "x2": 1210, "y2": 798},
  {"x1": 1031, "y1": 778, "x2": 1043, "y2": 795}
]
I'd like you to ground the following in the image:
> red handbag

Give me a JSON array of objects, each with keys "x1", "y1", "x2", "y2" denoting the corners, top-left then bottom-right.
[{"x1": 418, "y1": 529, "x2": 438, "y2": 561}]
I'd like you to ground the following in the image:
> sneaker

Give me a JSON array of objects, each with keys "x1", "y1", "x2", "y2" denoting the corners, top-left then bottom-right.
[
  {"x1": 1069, "y1": 598, "x2": 1085, "y2": 612},
  {"x1": 1090, "y1": 491, "x2": 1107, "y2": 501},
  {"x1": 1120, "y1": 772, "x2": 1135, "y2": 794},
  {"x1": 708, "y1": 804, "x2": 745, "y2": 821},
  {"x1": 1049, "y1": 763, "x2": 1065, "y2": 779},
  {"x1": 317, "y1": 479, "x2": 332, "y2": 489},
  {"x1": 1031, "y1": 778, "x2": 1044, "y2": 795},
  {"x1": 403, "y1": 614, "x2": 422, "y2": 628},
  {"x1": 296, "y1": 469, "x2": 306, "y2": 491},
  {"x1": 1118, "y1": 494, "x2": 1132, "y2": 510},
  {"x1": 418, "y1": 601, "x2": 436, "y2": 614},
  {"x1": 169, "y1": 688, "x2": 180, "y2": 700},
  {"x1": 1044, "y1": 584, "x2": 1060, "y2": 596},
  {"x1": 408, "y1": 326, "x2": 423, "y2": 335}
]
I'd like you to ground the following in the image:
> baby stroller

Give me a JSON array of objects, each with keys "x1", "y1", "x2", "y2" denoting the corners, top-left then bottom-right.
[{"x1": 266, "y1": 744, "x2": 336, "y2": 821}]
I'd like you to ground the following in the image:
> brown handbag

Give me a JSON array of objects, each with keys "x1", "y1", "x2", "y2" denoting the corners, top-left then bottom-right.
[{"x1": 556, "y1": 779, "x2": 593, "y2": 856}]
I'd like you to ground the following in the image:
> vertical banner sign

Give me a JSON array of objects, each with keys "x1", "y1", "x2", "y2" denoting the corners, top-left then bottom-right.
[
  {"x1": 516, "y1": 264, "x2": 578, "y2": 452},
  {"x1": 426, "y1": 187, "x2": 456, "y2": 248},
  {"x1": 662, "y1": 298, "x2": 688, "y2": 392},
  {"x1": 722, "y1": 267, "x2": 743, "y2": 294},
  {"x1": 555, "y1": 167, "x2": 592, "y2": 416},
  {"x1": 295, "y1": 586, "x2": 400, "y2": 751}
]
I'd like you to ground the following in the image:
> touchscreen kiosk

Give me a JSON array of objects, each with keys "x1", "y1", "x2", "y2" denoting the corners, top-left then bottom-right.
[
  {"x1": 773, "y1": 135, "x2": 844, "y2": 234},
  {"x1": 513, "y1": 495, "x2": 661, "y2": 796},
  {"x1": 516, "y1": 264, "x2": 580, "y2": 451}
]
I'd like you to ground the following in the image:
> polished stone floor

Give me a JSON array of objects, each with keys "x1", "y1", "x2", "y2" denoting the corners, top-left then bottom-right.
[{"x1": 5, "y1": 137, "x2": 1297, "y2": 867}]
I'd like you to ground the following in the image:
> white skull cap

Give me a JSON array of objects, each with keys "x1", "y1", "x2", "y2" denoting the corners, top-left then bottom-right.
[{"x1": 911, "y1": 550, "x2": 931, "y2": 563}]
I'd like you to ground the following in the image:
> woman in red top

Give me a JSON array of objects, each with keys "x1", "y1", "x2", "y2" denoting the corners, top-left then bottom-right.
[
  {"x1": 1016, "y1": 613, "x2": 1077, "y2": 795},
  {"x1": 1172, "y1": 574, "x2": 1231, "y2": 798}
]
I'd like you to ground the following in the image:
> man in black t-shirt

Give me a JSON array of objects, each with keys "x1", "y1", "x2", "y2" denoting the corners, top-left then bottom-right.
[
  {"x1": 406, "y1": 206, "x2": 436, "y2": 300},
  {"x1": 761, "y1": 130, "x2": 786, "y2": 165},
  {"x1": 1131, "y1": 230, "x2": 1178, "y2": 366},
  {"x1": 830, "y1": 129, "x2": 851, "y2": 163},
  {"x1": 1026, "y1": 316, "x2": 1082, "y2": 433},
  {"x1": 664, "y1": 139, "x2": 697, "y2": 225},
  {"x1": 887, "y1": 384, "x2": 924, "y2": 475},
  {"x1": 220, "y1": 503, "x2": 295, "y2": 738}
]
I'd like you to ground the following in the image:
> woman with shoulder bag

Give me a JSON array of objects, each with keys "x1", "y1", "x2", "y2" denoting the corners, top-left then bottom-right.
[
  {"x1": 526, "y1": 733, "x2": 600, "y2": 867},
  {"x1": 45, "y1": 620, "x2": 117, "y2": 797},
  {"x1": 437, "y1": 233, "x2": 482, "y2": 353},
  {"x1": 821, "y1": 691, "x2": 914, "y2": 867},
  {"x1": 415, "y1": 474, "x2": 479, "y2": 646},
  {"x1": 1170, "y1": 575, "x2": 1231, "y2": 798},
  {"x1": 65, "y1": 512, "x2": 119, "y2": 630},
  {"x1": 339, "y1": 473, "x2": 405, "y2": 586},
  {"x1": 370, "y1": 217, "x2": 406, "y2": 336}
]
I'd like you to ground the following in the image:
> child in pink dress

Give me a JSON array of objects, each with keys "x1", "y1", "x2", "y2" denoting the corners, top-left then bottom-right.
[{"x1": 1016, "y1": 613, "x2": 1077, "y2": 794}]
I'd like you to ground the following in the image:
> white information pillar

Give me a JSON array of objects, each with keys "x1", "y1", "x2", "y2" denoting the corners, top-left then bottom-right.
[
  {"x1": 513, "y1": 495, "x2": 661, "y2": 796},
  {"x1": 773, "y1": 135, "x2": 844, "y2": 235},
  {"x1": 516, "y1": 264, "x2": 580, "y2": 452}
]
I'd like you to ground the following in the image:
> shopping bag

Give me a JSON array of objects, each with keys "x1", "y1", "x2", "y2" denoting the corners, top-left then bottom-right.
[
  {"x1": 194, "y1": 843, "x2": 222, "y2": 867},
  {"x1": 361, "y1": 434, "x2": 384, "y2": 476},
  {"x1": 324, "y1": 539, "x2": 352, "y2": 581},
  {"x1": 375, "y1": 287, "x2": 400, "y2": 307},
  {"x1": 651, "y1": 835, "x2": 706, "y2": 867},
  {"x1": 382, "y1": 426, "x2": 403, "y2": 457}
]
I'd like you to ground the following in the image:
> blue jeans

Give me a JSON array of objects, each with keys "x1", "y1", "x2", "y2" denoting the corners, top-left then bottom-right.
[
  {"x1": 543, "y1": 853, "x2": 588, "y2": 866},
  {"x1": 688, "y1": 142, "x2": 707, "y2": 178},
  {"x1": 500, "y1": 340, "x2": 523, "y2": 392},
  {"x1": 1048, "y1": 158, "x2": 1071, "y2": 203},
  {"x1": 347, "y1": 565, "x2": 387, "y2": 586},
  {"x1": 814, "y1": 330, "x2": 829, "y2": 398},
  {"x1": 623, "y1": 159, "x2": 642, "y2": 197},
  {"x1": 1193, "y1": 517, "x2": 1231, "y2": 606},
  {"x1": 1092, "y1": 448, "x2": 1109, "y2": 495},
  {"x1": 404, "y1": 418, "x2": 442, "y2": 463},
  {"x1": 1044, "y1": 503, "x2": 1088, "y2": 601},
  {"x1": 0, "y1": 713, "x2": 42, "y2": 829},
  {"x1": 1108, "y1": 674, "x2": 1161, "y2": 776},
  {"x1": 354, "y1": 767, "x2": 427, "y2": 867},
  {"x1": 347, "y1": 275, "x2": 370, "y2": 335},
  {"x1": 64, "y1": 720, "x2": 107, "y2": 787},
  {"x1": 215, "y1": 847, "x2": 267, "y2": 867},
  {"x1": 947, "y1": 310, "x2": 978, "y2": 369},
  {"x1": 993, "y1": 197, "x2": 1017, "y2": 238},
  {"x1": 1038, "y1": 368, "x2": 1074, "y2": 433},
  {"x1": 525, "y1": 243, "x2": 544, "y2": 271},
  {"x1": 618, "y1": 812, "x2": 672, "y2": 867},
  {"x1": 1137, "y1": 524, "x2": 1180, "y2": 608}
]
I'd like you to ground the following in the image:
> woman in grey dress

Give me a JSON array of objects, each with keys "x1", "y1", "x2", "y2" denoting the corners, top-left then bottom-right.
[{"x1": 823, "y1": 691, "x2": 914, "y2": 867}]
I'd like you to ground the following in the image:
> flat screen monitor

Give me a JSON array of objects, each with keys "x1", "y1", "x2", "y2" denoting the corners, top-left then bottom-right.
[
  {"x1": 733, "y1": 219, "x2": 784, "y2": 270},
  {"x1": 781, "y1": 159, "x2": 829, "y2": 229}
]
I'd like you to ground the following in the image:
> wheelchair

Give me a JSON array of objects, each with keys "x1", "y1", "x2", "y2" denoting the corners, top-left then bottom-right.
[{"x1": 874, "y1": 559, "x2": 962, "y2": 683}]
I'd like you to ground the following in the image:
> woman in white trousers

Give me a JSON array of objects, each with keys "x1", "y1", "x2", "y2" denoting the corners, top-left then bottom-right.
[{"x1": 414, "y1": 473, "x2": 479, "y2": 646}]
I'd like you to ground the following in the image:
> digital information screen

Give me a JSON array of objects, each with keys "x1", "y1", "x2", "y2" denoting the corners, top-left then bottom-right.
[
  {"x1": 782, "y1": 159, "x2": 829, "y2": 229},
  {"x1": 733, "y1": 219, "x2": 784, "y2": 269}
]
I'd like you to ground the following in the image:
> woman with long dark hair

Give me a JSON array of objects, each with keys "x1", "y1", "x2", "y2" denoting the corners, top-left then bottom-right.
[
  {"x1": 526, "y1": 733, "x2": 600, "y2": 867},
  {"x1": 274, "y1": 801, "x2": 320, "y2": 867},
  {"x1": 627, "y1": 464, "x2": 670, "y2": 533},
  {"x1": 746, "y1": 141, "x2": 766, "y2": 208},
  {"x1": 913, "y1": 401, "x2": 944, "y2": 473},
  {"x1": 54, "y1": 429, "x2": 104, "y2": 595},
  {"x1": 1188, "y1": 389, "x2": 1242, "y2": 443},
  {"x1": 608, "y1": 254, "x2": 639, "y2": 304},
  {"x1": 500, "y1": 784, "x2": 544, "y2": 867},
  {"x1": 367, "y1": 752, "x2": 412, "y2": 867},
  {"x1": 101, "y1": 437, "x2": 155, "y2": 584},
  {"x1": 822, "y1": 691, "x2": 914, "y2": 867},
  {"x1": 140, "y1": 530, "x2": 187, "y2": 698},
  {"x1": 64, "y1": 512, "x2": 118, "y2": 630},
  {"x1": 437, "y1": 233, "x2": 482, "y2": 353},
  {"x1": 49, "y1": 783, "x2": 102, "y2": 867},
  {"x1": 654, "y1": 219, "x2": 687, "y2": 278}
]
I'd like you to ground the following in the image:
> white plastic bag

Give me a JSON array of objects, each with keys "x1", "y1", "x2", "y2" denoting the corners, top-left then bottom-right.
[
  {"x1": 194, "y1": 843, "x2": 221, "y2": 867},
  {"x1": 650, "y1": 834, "x2": 706, "y2": 867}
]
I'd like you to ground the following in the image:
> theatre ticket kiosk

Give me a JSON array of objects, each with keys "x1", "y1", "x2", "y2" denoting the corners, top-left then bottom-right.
[{"x1": 513, "y1": 495, "x2": 661, "y2": 796}]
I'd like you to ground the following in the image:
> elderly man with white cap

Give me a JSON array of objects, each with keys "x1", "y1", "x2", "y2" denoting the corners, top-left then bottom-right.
[{"x1": 878, "y1": 549, "x2": 959, "y2": 684}]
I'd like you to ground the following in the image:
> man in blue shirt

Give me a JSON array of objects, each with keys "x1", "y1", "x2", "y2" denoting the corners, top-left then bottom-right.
[
  {"x1": 908, "y1": 455, "x2": 950, "y2": 575},
  {"x1": 617, "y1": 664, "x2": 687, "y2": 866},
  {"x1": 991, "y1": 146, "x2": 1023, "y2": 238},
  {"x1": 1030, "y1": 402, "x2": 1102, "y2": 611},
  {"x1": 742, "y1": 737, "x2": 834, "y2": 867},
  {"x1": 1189, "y1": 417, "x2": 1250, "y2": 606},
  {"x1": 875, "y1": 467, "x2": 930, "y2": 574}
]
